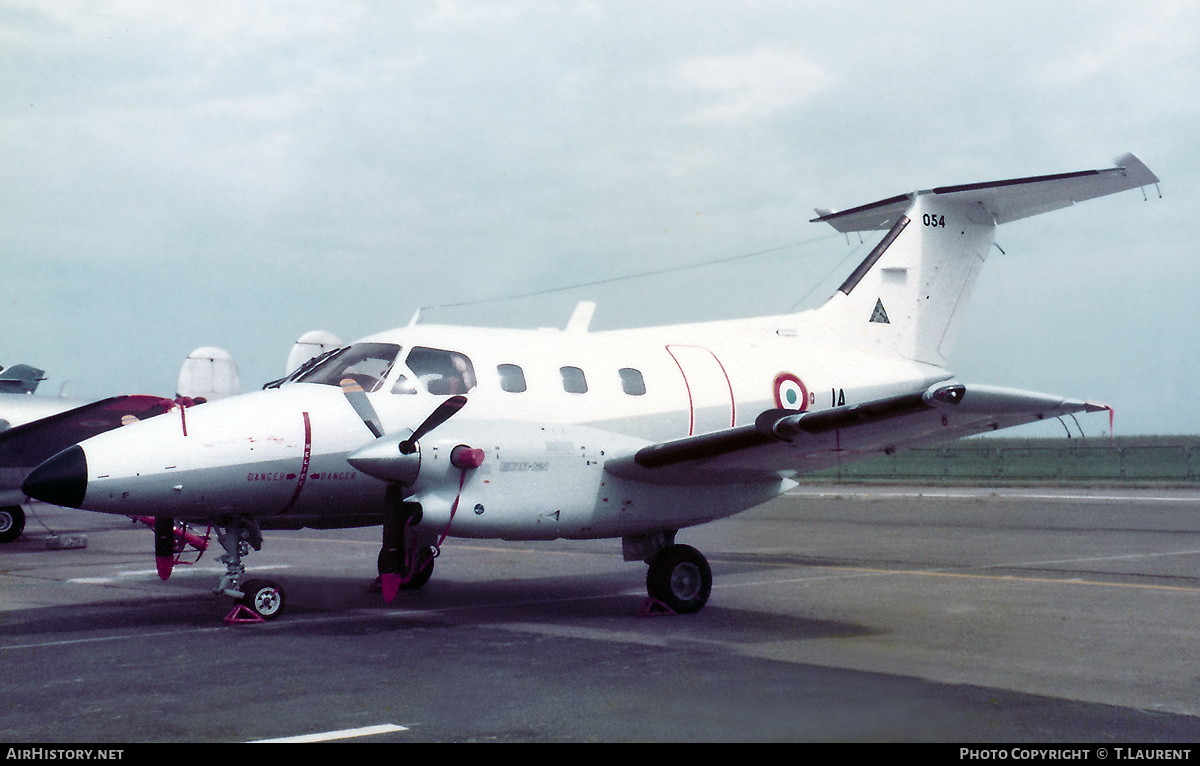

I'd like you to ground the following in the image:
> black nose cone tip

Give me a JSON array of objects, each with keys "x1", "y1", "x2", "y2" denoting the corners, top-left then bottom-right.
[{"x1": 23, "y1": 445, "x2": 88, "y2": 509}]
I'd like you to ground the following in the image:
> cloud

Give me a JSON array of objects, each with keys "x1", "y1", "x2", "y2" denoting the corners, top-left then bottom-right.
[
  {"x1": 0, "y1": 2, "x2": 1194, "y2": 432},
  {"x1": 675, "y1": 47, "x2": 832, "y2": 123},
  {"x1": 1038, "y1": 2, "x2": 1198, "y2": 86}
]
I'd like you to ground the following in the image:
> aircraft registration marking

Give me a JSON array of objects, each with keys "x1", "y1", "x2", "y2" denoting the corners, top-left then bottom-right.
[{"x1": 500, "y1": 462, "x2": 549, "y2": 472}]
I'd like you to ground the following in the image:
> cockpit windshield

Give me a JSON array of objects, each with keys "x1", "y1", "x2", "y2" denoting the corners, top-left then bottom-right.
[{"x1": 295, "y1": 342, "x2": 401, "y2": 393}]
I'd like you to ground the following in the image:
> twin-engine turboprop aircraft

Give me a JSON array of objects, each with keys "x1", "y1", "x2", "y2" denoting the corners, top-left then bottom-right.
[{"x1": 23, "y1": 153, "x2": 1159, "y2": 621}]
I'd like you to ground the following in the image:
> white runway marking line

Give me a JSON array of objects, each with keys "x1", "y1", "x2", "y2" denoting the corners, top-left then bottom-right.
[
  {"x1": 250, "y1": 723, "x2": 408, "y2": 743},
  {"x1": 786, "y1": 488, "x2": 1200, "y2": 503},
  {"x1": 981, "y1": 549, "x2": 1200, "y2": 569},
  {"x1": 720, "y1": 551, "x2": 1200, "y2": 594},
  {"x1": 68, "y1": 563, "x2": 291, "y2": 585}
]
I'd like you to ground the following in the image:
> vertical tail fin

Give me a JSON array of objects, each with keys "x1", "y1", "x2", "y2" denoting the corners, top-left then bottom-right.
[
  {"x1": 809, "y1": 153, "x2": 1159, "y2": 367},
  {"x1": 815, "y1": 194, "x2": 994, "y2": 366},
  {"x1": 0, "y1": 365, "x2": 47, "y2": 395}
]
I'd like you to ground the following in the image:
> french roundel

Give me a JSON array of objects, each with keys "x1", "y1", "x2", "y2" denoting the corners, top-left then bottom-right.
[{"x1": 773, "y1": 373, "x2": 810, "y2": 411}]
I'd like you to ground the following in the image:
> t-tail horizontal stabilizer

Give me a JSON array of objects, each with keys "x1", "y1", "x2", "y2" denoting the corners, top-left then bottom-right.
[
  {"x1": 811, "y1": 153, "x2": 1159, "y2": 233},
  {"x1": 807, "y1": 153, "x2": 1159, "y2": 367}
]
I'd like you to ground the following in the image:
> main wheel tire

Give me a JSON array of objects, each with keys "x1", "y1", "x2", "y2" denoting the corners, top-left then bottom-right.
[
  {"x1": 377, "y1": 545, "x2": 435, "y2": 590},
  {"x1": 646, "y1": 544, "x2": 712, "y2": 614},
  {"x1": 238, "y1": 579, "x2": 285, "y2": 620},
  {"x1": 0, "y1": 506, "x2": 25, "y2": 544}
]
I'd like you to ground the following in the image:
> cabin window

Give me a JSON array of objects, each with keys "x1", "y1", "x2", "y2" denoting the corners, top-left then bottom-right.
[
  {"x1": 295, "y1": 342, "x2": 400, "y2": 393},
  {"x1": 560, "y1": 366, "x2": 587, "y2": 394},
  {"x1": 497, "y1": 364, "x2": 527, "y2": 393},
  {"x1": 619, "y1": 368, "x2": 646, "y2": 396},
  {"x1": 405, "y1": 347, "x2": 477, "y2": 395}
]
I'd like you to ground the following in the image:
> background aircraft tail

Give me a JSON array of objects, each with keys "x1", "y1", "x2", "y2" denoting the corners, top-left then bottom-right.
[
  {"x1": 0, "y1": 365, "x2": 47, "y2": 395},
  {"x1": 808, "y1": 153, "x2": 1158, "y2": 368}
]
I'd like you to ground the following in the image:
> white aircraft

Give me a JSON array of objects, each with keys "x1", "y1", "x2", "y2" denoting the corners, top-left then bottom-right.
[{"x1": 22, "y1": 154, "x2": 1159, "y2": 621}]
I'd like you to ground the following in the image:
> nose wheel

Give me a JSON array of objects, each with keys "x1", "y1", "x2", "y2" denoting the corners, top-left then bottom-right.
[
  {"x1": 237, "y1": 579, "x2": 286, "y2": 621},
  {"x1": 215, "y1": 517, "x2": 285, "y2": 622}
]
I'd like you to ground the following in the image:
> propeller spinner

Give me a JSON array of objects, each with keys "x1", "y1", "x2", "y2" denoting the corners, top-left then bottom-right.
[{"x1": 344, "y1": 393, "x2": 469, "y2": 485}]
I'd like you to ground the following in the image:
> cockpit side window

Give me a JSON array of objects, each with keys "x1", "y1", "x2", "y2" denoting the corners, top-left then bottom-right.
[
  {"x1": 294, "y1": 342, "x2": 401, "y2": 393},
  {"x1": 405, "y1": 347, "x2": 477, "y2": 395}
]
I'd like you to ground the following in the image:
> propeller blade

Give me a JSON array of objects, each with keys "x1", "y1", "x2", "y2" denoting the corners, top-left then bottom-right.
[
  {"x1": 400, "y1": 395, "x2": 467, "y2": 453},
  {"x1": 340, "y1": 378, "x2": 384, "y2": 438}
]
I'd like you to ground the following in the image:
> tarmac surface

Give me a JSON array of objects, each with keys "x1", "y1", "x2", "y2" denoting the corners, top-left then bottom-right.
[{"x1": 2, "y1": 485, "x2": 1200, "y2": 743}]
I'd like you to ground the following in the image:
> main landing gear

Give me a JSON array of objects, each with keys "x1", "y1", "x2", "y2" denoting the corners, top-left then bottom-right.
[
  {"x1": 0, "y1": 505, "x2": 25, "y2": 544},
  {"x1": 646, "y1": 544, "x2": 712, "y2": 614},
  {"x1": 376, "y1": 498, "x2": 437, "y2": 600},
  {"x1": 628, "y1": 532, "x2": 714, "y2": 615},
  {"x1": 215, "y1": 517, "x2": 285, "y2": 622}
]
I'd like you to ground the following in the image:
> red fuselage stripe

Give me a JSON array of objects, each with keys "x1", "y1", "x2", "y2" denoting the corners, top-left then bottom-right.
[{"x1": 282, "y1": 412, "x2": 313, "y2": 514}]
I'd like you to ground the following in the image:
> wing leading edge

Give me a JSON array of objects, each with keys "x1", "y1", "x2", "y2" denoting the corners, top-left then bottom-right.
[{"x1": 604, "y1": 383, "x2": 1108, "y2": 485}]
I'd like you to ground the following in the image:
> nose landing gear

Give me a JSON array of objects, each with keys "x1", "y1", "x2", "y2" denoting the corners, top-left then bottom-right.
[{"x1": 216, "y1": 517, "x2": 285, "y2": 623}]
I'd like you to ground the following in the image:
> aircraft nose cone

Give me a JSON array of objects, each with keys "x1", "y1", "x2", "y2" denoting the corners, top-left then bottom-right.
[{"x1": 23, "y1": 445, "x2": 88, "y2": 509}]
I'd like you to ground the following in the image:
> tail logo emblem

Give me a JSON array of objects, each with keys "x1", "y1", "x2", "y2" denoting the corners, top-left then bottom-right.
[{"x1": 870, "y1": 298, "x2": 890, "y2": 324}]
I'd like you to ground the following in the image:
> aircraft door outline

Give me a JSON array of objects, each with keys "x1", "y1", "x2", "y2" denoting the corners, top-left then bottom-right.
[{"x1": 665, "y1": 345, "x2": 736, "y2": 436}]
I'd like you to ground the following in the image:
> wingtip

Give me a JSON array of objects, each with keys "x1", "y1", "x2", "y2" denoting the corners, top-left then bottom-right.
[{"x1": 1111, "y1": 152, "x2": 1160, "y2": 186}]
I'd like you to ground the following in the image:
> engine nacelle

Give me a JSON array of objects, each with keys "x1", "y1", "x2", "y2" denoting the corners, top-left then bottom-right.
[{"x1": 356, "y1": 419, "x2": 646, "y2": 539}]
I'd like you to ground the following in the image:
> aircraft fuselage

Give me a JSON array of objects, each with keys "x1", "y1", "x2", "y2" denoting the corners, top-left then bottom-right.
[{"x1": 46, "y1": 314, "x2": 947, "y2": 541}]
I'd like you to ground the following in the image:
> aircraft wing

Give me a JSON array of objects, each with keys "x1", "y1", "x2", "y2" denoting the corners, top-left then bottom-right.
[
  {"x1": 0, "y1": 395, "x2": 175, "y2": 504},
  {"x1": 603, "y1": 383, "x2": 1108, "y2": 485},
  {"x1": 811, "y1": 153, "x2": 1159, "y2": 232}
]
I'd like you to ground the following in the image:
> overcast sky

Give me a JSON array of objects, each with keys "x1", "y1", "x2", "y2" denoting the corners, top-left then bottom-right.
[{"x1": 2, "y1": 1, "x2": 1196, "y2": 436}]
